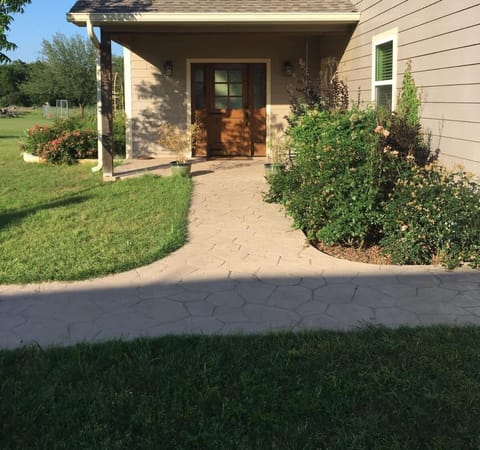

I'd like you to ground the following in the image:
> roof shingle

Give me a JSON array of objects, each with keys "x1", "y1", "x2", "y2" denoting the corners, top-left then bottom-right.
[{"x1": 69, "y1": 0, "x2": 358, "y2": 15}]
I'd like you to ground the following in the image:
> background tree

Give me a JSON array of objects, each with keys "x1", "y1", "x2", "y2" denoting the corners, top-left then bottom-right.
[
  {"x1": 0, "y1": 58, "x2": 30, "y2": 105},
  {"x1": 22, "y1": 33, "x2": 96, "y2": 115},
  {"x1": 0, "y1": 0, "x2": 31, "y2": 63},
  {"x1": 20, "y1": 60, "x2": 57, "y2": 105}
]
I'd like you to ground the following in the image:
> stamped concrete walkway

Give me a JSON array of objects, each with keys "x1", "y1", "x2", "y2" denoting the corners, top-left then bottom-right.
[{"x1": 1, "y1": 158, "x2": 480, "y2": 349}]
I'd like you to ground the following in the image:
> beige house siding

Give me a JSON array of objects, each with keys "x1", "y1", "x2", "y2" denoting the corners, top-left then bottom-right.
[
  {"x1": 338, "y1": 0, "x2": 480, "y2": 175},
  {"x1": 122, "y1": 33, "x2": 345, "y2": 158}
]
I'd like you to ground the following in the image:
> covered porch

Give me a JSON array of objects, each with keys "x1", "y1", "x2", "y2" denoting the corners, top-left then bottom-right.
[{"x1": 67, "y1": 1, "x2": 359, "y2": 180}]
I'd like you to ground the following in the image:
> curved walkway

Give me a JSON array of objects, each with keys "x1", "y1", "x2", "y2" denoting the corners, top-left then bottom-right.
[{"x1": 1, "y1": 158, "x2": 479, "y2": 349}]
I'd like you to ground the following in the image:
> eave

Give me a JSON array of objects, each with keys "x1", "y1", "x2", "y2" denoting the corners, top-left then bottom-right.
[{"x1": 67, "y1": 12, "x2": 361, "y2": 27}]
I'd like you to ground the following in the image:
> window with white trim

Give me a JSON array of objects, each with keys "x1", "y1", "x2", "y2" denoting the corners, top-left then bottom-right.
[{"x1": 372, "y1": 30, "x2": 397, "y2": 110}]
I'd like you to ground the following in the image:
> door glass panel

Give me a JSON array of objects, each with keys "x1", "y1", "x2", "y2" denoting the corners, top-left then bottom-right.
[
  {"x1": 214, "y1": 67, "x2": 245, "y2": 110},
  {"x1": 215, "y1": 83, "x2": 228, "y2": 96},
  {"x1": 252, "y1": 64, "x2": 266, "y2": 109},
  {"x1": 230, "y1": 97, "x2": 243, "y2": 109},
  {"x1": 229, "y1": 70, "x2": 242, "y2": 83},
  {"x1": 194, "y1": 68, "x2": 204, "y2": 82},
  {"x1": 215, "y1": 97, "x2": 229, "y2": 109},
  {"x1": 229, "y1": 83, "x2": 243, "y2": 96},
  {"x1": 215, "y1": 70, "x2": 228, "y2": 83},
  {"x1": 193, "y1": 66, "x2": 206, "y2": 109},
  {"x1": 195, "y1": 83, "x2": 205, "y2": 109}
]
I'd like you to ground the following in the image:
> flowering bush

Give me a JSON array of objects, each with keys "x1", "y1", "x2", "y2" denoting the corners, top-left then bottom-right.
[
  {"x1": 381, "y1": 165, "x2": 480, "y2": 268},
  {"x1": 40, "y1": 129, "x2": 97, "y2": 164},
  {"x1": 22, "y1": 124, "x2": 58, "y2": 155},
  {"x1": 22, "y1": 118, "x2": 97, "y2": 164},
  {"x1": 266, "y1": 68, "x2": 480, "y2": 268}
]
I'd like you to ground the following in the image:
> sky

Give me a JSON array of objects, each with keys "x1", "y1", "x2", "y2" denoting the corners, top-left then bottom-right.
[{"x1": 5, "y1": 0, "x2": 122, "y2": 62}]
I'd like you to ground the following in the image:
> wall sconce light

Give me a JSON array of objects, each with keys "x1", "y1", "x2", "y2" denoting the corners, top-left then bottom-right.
[
  {"x1": 163, "y1": 60, "x2": 174, "y2": 77},
  {"x1": 283, "y1": 61, "x2": 294, "y2": 77}
]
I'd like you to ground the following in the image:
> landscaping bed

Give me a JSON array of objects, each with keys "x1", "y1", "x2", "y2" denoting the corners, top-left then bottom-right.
[
  {"x1": 266, "y1": 64, "x2": 480, "y2": 269},
  {"x1": 314, "y1": 241, "x2": 393, "y2": 265}
]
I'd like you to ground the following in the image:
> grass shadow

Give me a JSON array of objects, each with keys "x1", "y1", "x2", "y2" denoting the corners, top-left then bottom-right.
[{"x1": 0, "y1": 195, "x2": 92, "y2": 229}]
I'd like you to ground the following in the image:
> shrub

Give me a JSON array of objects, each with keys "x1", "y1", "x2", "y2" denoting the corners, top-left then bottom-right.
[
  {"x1": 396, "y1": 61, "x2": 421, "y2": 128},
  {"x1": 40, "y1": 129, "x2": 97, "y2": 164},
  {"x1": 287, "y1": 59, "x2": 349, "y2": 126},
  {"x1": 23, "y1": 116, "x2": 88, "y2": 156},
  {"x1": 266, "y1": 62, "x2": 480, "y2": 268},
  {"x1": 22, "y1": 115, "x2": 98, "y2": 164},
  {"x1": 113, "y1": 111, "x2": 126, "y2": 157},
  {"x1": 22, "y1": 124, "x2": 57, "y2": 155},
  {"x1": 381, "y1": 166, "x2": 480, "y2": 268},
  {"x1": 270, "y1": 108, "x2": 387, "y2": 246},
  {"x1": 80, "y1": 110, "x2": 126, "y2": 157}
]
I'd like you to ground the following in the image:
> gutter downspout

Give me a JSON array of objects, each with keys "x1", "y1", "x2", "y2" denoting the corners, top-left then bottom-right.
[{"x1": 87, "y1": 19, "x2": 103, "y2": 173}]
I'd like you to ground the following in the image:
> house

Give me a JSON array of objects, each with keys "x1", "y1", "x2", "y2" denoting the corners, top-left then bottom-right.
[
  {"x1": 67, "y1": 0, "x2": 480, "y2": 178},
  {"x1": 338, "y1": 0, "x2": 480, "y2": 176}
]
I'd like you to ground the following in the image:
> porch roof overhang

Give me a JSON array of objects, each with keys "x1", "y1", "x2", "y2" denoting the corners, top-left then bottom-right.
[
  {"x1": 67, "y1": 11, "x2": 360, "y2": 27},
  {"x1": 67, "y1": 0, "x2": 360, "y2": 28}
]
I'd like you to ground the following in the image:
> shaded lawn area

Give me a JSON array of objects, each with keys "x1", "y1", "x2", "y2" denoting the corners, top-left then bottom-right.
[
  {"x1": 0, "y1": 111, "x2": 192, "y2": 283},
  {"x1": 1, "y1": 327, "x2": 480, "y2": 449}
]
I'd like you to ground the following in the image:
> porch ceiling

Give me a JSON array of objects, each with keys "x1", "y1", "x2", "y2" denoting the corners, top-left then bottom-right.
[{"x1": 67, "y1": 0, "x2": 360, "y2": 27}]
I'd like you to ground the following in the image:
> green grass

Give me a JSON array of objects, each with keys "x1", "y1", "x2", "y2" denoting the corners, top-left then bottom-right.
[
  {"x1": 1, "y1": 327, "x2": 480, "y2": 449},
  {"x1": 0, "y1": 111, "x2": 192, "y2": 283}
]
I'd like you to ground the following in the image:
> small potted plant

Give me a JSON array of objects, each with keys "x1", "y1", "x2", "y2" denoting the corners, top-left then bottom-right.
[
  {"x1": 159, "y1": 121, "x2": 200, "y2": 176},
  {"x1": 264, "y1": 132, "x2": 290, "y2": 178}
]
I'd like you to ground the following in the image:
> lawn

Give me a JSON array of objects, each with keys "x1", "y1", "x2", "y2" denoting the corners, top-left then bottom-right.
[
  {"x1": 0, "y1": 110, "x2": 192, "y2": 283},
  {"x1": 1, "y1": 326, "x2": 480, "y2": 449}
]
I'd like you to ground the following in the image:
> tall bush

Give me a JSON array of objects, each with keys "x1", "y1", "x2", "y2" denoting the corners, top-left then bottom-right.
[
  {"x1": 271, "y1": 108, "x2": 386, "y2": 246},
  {"x1": 266, "y1": 63, "x2": 480, "y2": 268},
  {"x1": 396, "y1": 61, "x2": 421, "y2": 128},
  {"x1": 287, "y1": 59, "x2": 349, "y2": 125}
]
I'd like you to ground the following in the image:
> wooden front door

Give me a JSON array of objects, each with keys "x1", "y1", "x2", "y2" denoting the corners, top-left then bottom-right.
[{"x1": 192, "y1": 63, "x2": 266, "y2": 157}]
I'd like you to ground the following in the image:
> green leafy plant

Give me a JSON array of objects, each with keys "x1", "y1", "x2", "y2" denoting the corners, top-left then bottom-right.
[
  {"x1": 40, "y1": 129, "x2": 97, "y2": 164},
  {"x1": 22, "y1": 116, "x2": 88, "y2": 156},
  {"x1": 270, "y1": 108, "x2": 384, "y2": 247},
  {"x1": 396, "y1": 61, "x2": 421, "y2": 128},
  {"x1": 21, "y1": 124, "x2": 57, "y2": 155},
  {"x1": 113, "y1": 111, "x2": 126, "y2": 157},
  {"x1": 266, "y1": 62, "x2": 480, "y2": 268},
  {"x1": 21, "y1": 115, "x2": 98, "y2": 164},
  {"x1": 381, "y1": 165, "x2": 480, "y2": 268}
]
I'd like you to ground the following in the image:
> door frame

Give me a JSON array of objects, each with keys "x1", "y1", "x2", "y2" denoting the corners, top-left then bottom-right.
[{"x1": 186, "y1": 58, "x2": 271, "y2": 158}]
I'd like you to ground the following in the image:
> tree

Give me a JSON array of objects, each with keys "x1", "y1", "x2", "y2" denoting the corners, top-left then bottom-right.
[
  {"x1": 0, "y1": 0, "x2": 31, "y2": 63},
  {"x1": 20, "y1": 60, "x2": 57, "y2": 105},
  {"x1": 0, "y1": 58, "x2": 31, "y2": 105},
  {"x1": 23, "y1": 33, "x2": 97, "y2": 115}
]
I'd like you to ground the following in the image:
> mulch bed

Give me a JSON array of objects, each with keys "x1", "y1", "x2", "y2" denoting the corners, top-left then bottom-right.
[{"x1": 313, "y1": 241, "x2": 394, "y2": 265}]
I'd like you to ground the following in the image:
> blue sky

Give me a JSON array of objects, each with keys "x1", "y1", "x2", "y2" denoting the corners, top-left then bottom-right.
[{"x1": 5, "y1": 0, "x2": 122, "y2": 62}]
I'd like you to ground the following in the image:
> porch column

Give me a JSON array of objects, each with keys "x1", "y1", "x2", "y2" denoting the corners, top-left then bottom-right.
[{"x1": 100, "y1": 30, "x2": 114, "y2": 179}]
